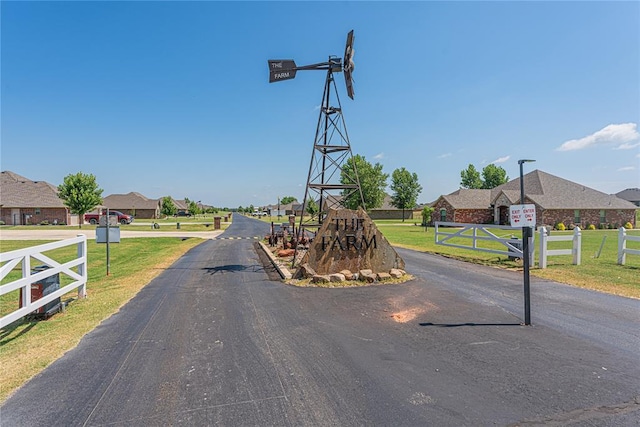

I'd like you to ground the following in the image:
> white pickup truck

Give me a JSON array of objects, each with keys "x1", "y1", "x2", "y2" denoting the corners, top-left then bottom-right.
[{"x1": 251, "y1": 211, "x2": 267, "y2": 217}]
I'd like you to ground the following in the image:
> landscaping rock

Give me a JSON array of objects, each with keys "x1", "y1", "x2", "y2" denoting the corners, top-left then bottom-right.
[
  {"x1": 277, "y1": 249, "x2": 295, "y2": 257},
  {"x1": 297, "y1": 263, "x2": 316, "y2": 279},
  {"x1": 329, "y1": 273, "x2": 346, "y2": 282},
  {"x1": 363, "y1": 273, "x2": 377, "y2": 283},
  {"x1": 389, "y1": 268, "x2": 404, "y2": 278},
  {"x1": 339, "y1": 269, "x2": 354, "y2": 280},
  {"x1": 358, "y1": 269, "x2": 373, "y2": 277},
  {"x1": 377, "y1": 272, "x2": 392, "y2": 281},
  {"x1": 311, "y1": 275, "x2": 330, "y2": 284}
]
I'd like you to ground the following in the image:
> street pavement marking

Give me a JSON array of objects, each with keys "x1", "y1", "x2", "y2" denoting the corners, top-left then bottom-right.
[{"x1": 215, "y1": 236, "x2": 261, "y2": 240}]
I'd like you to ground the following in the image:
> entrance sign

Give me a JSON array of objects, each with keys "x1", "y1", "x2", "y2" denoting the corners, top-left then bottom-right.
[{"x1": 510, "y1": 204, "x2": 536, "y2": 227}]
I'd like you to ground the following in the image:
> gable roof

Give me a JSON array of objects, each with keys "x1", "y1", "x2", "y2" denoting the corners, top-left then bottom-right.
[
  {"x1": 438, "y1": 188, "x2": 492, "y2": 209},
  {"x1": 616, "y1": 188, "x2": 640, "y2": 203},
  {"x1": 491, "y1": 170, "x2": 636, "y2": 209},
  {"x1": 103, "y1": 192, "x2": 160, "y2": 210},
  {"x1": 0, "y1": 171, "x2": 66, "y2": 208}
]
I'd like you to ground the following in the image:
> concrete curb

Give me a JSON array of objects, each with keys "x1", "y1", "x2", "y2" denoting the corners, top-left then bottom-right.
[{"x1": 258, "y1": 241, "x2": 293, "y2": 280}]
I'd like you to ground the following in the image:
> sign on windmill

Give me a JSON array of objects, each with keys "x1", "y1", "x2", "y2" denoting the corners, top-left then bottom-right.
[{"x1": 268, "y1": 60, "x2": 297, "y2": 83}]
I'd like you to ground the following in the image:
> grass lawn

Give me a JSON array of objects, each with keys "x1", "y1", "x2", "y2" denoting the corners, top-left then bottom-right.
[
  {"x1": 0, "y1": 237, "x2": 203, "y2": 402},
  {"x1": 376, "y1": 222, "x2": 639, "y2": 299}
]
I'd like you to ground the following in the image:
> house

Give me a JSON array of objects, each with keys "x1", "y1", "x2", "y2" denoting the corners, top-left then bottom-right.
[
  {"x1": 368, "y1": 193, "x2": 418, "y2": 220},
  {"x1": 432, "y1": 170, "x2": 637, "y2": 228},
  {"x1": 101, "y1": 192, "x2": 161, "y2": 219},
  {"x1": 0, "y1": 171, "x2": 77, "y2": 225},
  {"x1": 616, "y1": 188, "x2": 640, "y2": 207}
]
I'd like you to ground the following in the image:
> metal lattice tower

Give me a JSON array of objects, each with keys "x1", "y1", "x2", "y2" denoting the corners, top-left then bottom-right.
[
  {"x1": 297, "y1": 59, "x2": 364, "y2": 237},
  {"x1": 268, "y1": 30, "x2": 364, "y2": 255}
]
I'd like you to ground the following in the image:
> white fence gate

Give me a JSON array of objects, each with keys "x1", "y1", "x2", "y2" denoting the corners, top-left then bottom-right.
[
  {"x1": 0, "y1": 235, "x2": 87, "y2": 328},
  {"x1": 538, "y1": 226, "x2": 581, "y2": 268},
  {"x1": 618, "y1": 227, "x2": 640, "y2": 265},
  {"x1": 434, "y1": 222, "x2": 533, "y2": 263}
]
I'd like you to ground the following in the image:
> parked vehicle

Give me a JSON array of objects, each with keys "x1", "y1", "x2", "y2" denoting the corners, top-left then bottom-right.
[
  {"x1": 252, "y1": 211, "x2": 267, "y2": 217},
  {"x1": 84, "y1": 210, "x2": 134, "y2": 225},
  {"x1": 174, "y1": 211, "x2": 192, "y2": 217}
]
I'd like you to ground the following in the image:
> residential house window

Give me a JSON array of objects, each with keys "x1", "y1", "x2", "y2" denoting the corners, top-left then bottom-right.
[
  {"x1": 35, "y1": 208, "x2": 41, "y2": 215},
  {"x1": 440, "y1": 209, "x2": 447, "y2": 222},
  {"x1": 599, "y1": 210, "x2": 606, "y2": 224},
  {"x1": 574, "y1": 210, "x2": 580, "y2": 225}
]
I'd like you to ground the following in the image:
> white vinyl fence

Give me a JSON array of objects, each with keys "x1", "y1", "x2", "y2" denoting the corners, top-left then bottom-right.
[
  {"x1": 1, "y1": 235, "x2": 87, "y2": 328},
  {"x1": 538, "y1": 226, "x2": 581, "y2": 268},
  {"x1": 618, "y1": 227, "x2": 640, "y2": 265}
]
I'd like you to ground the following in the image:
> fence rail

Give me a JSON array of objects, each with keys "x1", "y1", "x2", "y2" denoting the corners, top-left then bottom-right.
[
  {"x1": 434, "y1": 222, "x2": 533, "y2": 262},
  {"x1": 0, "y1": 235, "x2": 87, "y2": 328},
  {"x1": 618, "y1": 227, "x2": 640, "y2": 265},
  {"x1": 538, "y1": 226, "x2": 581, "y2": 268}
]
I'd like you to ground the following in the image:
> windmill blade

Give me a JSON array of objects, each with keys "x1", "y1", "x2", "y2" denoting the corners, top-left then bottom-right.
[
  {"x1": 343, "y1": 30, "x2": 355, "y2": 99},
  {"x1": 268, "y1": 59, "x2": 297, "y2": 83}
]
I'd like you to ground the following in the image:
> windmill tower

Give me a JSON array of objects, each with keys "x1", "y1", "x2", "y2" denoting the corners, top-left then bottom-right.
[{"x1": 268, "y1": 31, "x2": 364, "y2": 242}]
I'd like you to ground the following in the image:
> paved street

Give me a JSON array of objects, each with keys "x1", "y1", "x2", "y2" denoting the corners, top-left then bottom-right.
[{"x1": 2, "y1": 214, "x2": 639, "y2": 426}]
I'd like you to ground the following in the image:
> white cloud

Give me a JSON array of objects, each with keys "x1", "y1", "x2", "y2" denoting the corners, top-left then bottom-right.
[
  {"x1": 490, "y1": 155, "x2": 510, "y2": 164},
  {"x1": 614, "y1": 141, "x2": 640, "y2": 150},
  {"x1": 438, "y1": 153, "x2": 452, "y2": 159},
  {"x1": 373, "y1": 152, "x2": 384, "y2": 160},
  {"x1": 617, "y1": 166, "x2": 636, "y2": 172},
  {"x1": 557, "y1": 123, "x2": 639, "y2": 151}
]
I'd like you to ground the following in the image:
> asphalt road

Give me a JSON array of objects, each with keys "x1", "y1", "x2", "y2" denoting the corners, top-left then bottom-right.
[{"x1": 2, "y1": 214, "x2": 639, "y2": 426}]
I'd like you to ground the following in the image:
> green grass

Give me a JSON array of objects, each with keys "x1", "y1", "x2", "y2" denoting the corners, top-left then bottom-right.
[
  {"x1": 376, "y1": 222, "x2": 639, "y2": 298},
  {"x1": 0, "y1": 237, "x2": 202, "y2": 402}
]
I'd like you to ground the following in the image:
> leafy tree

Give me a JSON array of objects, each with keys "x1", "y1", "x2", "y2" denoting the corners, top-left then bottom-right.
[
  {"x1": 481, "y1": 164, "x2": 509, "y2": 189},
  {"x1": 340, "y1": 154, "x2": 388, "y2": 210},
  {"x1": 306, "y1": 199, "x2": 319, "y2": 218},
  {"x1": 460, "y1": 163, "x2": 509, "y2": 189},
  {"x1": 161, "y1": 196, "x2": 177, "y2": 217},
  {"x1": 280, "y1": 196, "x2": 297, "y2": 205},
  {"x1": 460, "y1": 164, "x2": 483, "y2": 189},
  {"x1": 421, "y1": 206, "x2": 434, "y2": 227},
  {"x1": 390, "y1": 167, "x2": 423, "y2": 222},
  {"x1": 57, "y1": 172, "x2": 103, "y2": 228},
  {"x1": 187, "y1": 199, "x2": 199, "y2": 216}
]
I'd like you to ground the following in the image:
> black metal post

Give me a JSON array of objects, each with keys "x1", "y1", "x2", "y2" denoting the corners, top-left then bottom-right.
[{"x1": 518, "y1": 159, "x2": 535, "y2": 325}]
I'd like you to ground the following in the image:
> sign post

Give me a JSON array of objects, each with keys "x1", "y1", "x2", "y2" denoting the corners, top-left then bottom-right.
[{"x1": 510, "y1": 204, "x2": 536, "y2": 325}]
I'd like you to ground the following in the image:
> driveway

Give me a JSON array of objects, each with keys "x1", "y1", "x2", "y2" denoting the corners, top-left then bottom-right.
[{"x1": 2, "y1": 214, "x2": 639, "y2": 426}]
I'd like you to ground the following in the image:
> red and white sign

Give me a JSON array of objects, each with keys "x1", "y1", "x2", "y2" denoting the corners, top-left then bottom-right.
[{"x1": 510, "y1": 204, "x2": 536, "y2": 227}]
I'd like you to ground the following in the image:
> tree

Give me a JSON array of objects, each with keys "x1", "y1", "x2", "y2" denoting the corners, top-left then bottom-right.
[
  {"x1": 460, "y1": 163, "x2": 509, "y2": 189},
  {"x1": 421, "y1": 206, "x2": 434, "y2": 227},
  {"x1": 390, "y1": 167, "x2": 423, "y2": 222},
  {"x1": 460, "y1": 164, "x2": 483, "y2": 189},
  {"x1": 161, "y1": 196, "x2": 177, "y2": 217},
  {"x1": 57, "y1": 172, "x2": 103, "y2": 228},
  {"x1": 280, "y1": 196, "x2": 296, "y2": 205},
  {"x1": 340, "y1": 154, "x2": 388, "y2": 210},
  {"x1": 481, "y1": 164, "x2": 509, "y2": 189},
  {"x1": 306, "y1": 199, "x2": 319, "y2": 218}
]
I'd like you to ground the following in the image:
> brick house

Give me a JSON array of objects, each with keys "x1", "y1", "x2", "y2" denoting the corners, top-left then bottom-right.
[
  {"x1": 101, "y1": 192, "x2": 161, "y2": 219},
  {"x1": 432, "y1": 170, "x2": 637, "y2": 228},
  {"x1": 0, "y1": 171, "x2": 75, "y2": 225}
]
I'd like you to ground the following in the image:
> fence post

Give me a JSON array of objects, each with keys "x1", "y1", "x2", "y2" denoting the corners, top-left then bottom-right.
[
  {"x1": 77, "y1": 234, "x2": 87, "y2": 298},
  {"x1": 572, "y1": 226, "x2": 581, "y2": 265},
  {"x1": 539, "y1": 227, "x2": 547, "y2": 269},
  {"x1": 618, "y1": 227, "x2": 626, "y2": 265}
]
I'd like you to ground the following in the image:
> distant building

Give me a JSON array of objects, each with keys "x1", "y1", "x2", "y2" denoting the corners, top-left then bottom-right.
[{"x1": 616, "y1": 188, "x2": 640, "y2": 207}]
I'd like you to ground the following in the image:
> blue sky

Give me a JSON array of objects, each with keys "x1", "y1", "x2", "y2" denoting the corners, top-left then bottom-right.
[{"x1": 2, "y1": 1, "x2": 638, "y2": 208}]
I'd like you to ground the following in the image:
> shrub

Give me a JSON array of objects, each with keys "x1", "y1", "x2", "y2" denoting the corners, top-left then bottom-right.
[
  {"x1": 568, "y1": 223, "x2": 575, "y2": 230},
  {"x1": 40, "y1": 220, "x2": 49, "y2": 226},
  {"x1": 624, "y1": 222, "x2": 633, "y2": 229},
  {"x1": 555, "y1": 222, "x2": 565, "y2": 231},
  {"x1": 587, "y1": 224, "x2": 596, "y2": 230},
  {"x1": 0, "y1": 220, "x2": 5, "y2": 225}
]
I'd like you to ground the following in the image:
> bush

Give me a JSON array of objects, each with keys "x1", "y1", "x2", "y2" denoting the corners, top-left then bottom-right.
[
  {"x1": 0, "y1": 220, "x2": 5, "y2": 225},
  {"x1": 624, "y1": 222, "x2": 633, "y2": 229},
  {"x1": 40, "y1": 220, "x2": 49, "y2": 226},
  {"x1": 587, "y1": 224, "x2": 596, "y2": 230},
  {"x1": 555, "y1": 222, "x2": 565, "y2": 231},
  {"x1": 568, "y1": 223, "x2": 575, "y2": 230}
]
